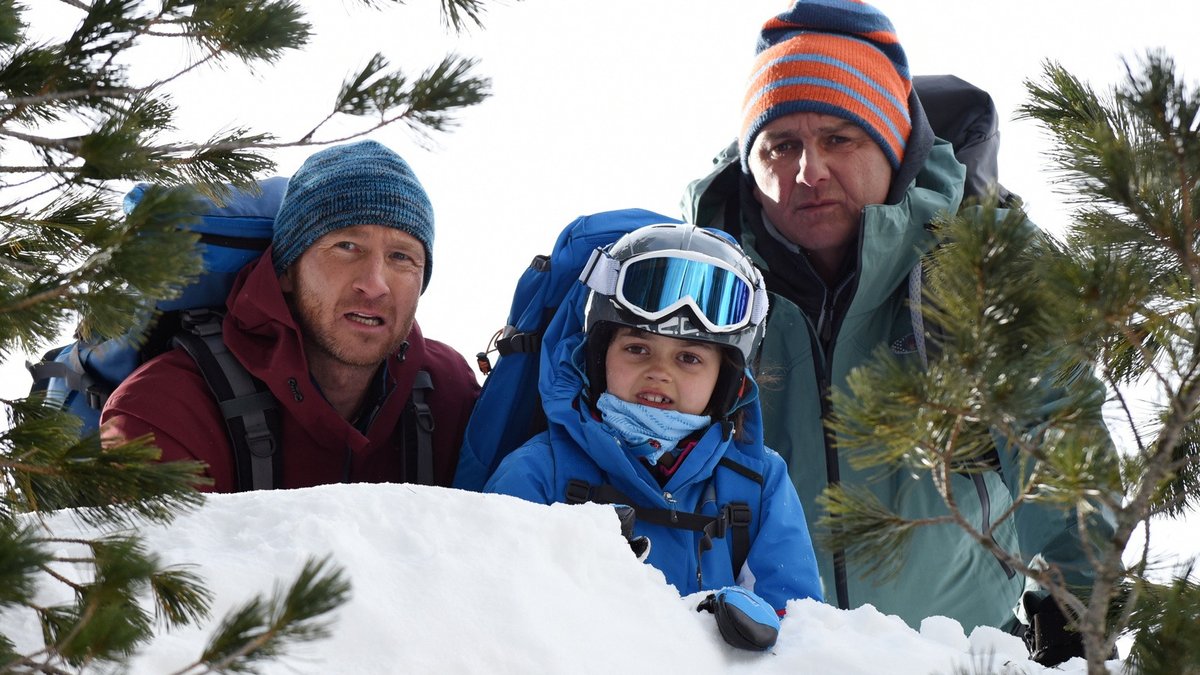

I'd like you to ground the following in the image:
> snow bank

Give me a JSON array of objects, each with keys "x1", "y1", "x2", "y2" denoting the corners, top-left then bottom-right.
[{"x1": 3, "y1": 484, "x2": 1113, "y2": 674}]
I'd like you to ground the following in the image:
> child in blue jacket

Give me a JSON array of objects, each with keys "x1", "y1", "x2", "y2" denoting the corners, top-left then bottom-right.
[{"x1": 485, "y1": 223, "x2": 822, "y2": 650}]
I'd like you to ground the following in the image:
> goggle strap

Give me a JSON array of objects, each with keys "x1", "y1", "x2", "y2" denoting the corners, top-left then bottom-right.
[
  {"x1": 750, "y1": 286, "x2": 769, "y2": 326},
  {"x1": 580, "y1": 248, "x2": 620, "y2": 295}
]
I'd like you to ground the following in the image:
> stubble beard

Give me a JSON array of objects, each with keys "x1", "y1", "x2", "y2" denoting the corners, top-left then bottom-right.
[{"x1": 289, "y1": 281, "x2": 413, "y2": 370}]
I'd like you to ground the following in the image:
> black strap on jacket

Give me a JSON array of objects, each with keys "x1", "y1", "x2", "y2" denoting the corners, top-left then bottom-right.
[
  {"x1": 406, "y1": 369, "x2": 436, "y2": 485},
  {"x1": 173, "y1": 308, "x2": 281, "y2": 492},
  {"x1": 174, "y1": 309, "x2": 437, "y2": 491},
  {"x1": 565, "y1": 457, "x2": 761, "y2": 578}
]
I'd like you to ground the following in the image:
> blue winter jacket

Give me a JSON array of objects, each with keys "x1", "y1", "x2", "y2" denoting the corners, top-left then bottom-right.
[{"x1": 484, "y1": 333, "x2": 823, "y2": 612}]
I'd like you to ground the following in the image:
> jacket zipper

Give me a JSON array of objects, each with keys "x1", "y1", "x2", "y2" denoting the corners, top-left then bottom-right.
[
  {"x1": 663, "y1": 491, "x2": 678, "y2": 522},
  {"x1": 660, "y1": 490, "x2": 704, "y2": 588},
  {"x1": 810, "y1": 283, "x2": 852, "y2": 610}
]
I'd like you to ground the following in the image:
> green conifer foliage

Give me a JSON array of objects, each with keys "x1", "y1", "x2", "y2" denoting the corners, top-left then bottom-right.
[
  {"x1": 0, "y1": 1, "x2": 498, "y2": 671},
  {"x1": 821, "y1": 53, "x2": 1200, "y2": 675}
]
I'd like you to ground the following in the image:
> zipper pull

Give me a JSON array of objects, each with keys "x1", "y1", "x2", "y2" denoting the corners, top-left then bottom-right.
[
  {"x1": 819, "y1": 298, "x2": 834, "y2": 344},
  {"x1": 663, "y1": 491, "x2": 678, "y2": 523}
]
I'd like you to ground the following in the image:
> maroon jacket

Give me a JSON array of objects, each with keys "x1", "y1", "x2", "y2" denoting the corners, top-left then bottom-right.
[{"x1": 101, "y1": 251, "x2": 480, "y2": 492}]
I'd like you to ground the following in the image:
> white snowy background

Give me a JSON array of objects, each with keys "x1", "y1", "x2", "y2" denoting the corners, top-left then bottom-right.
[{"x1": 2, "y1": 1, "x2": 1199, "y2": 671}]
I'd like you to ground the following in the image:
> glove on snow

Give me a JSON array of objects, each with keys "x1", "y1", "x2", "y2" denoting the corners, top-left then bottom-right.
[
  {"x1": 697, "y1": 586, "x2": 780, "y2": 651},
  {"x1": 1022, "y1": 592, "x2": 1085, "y2": 666},
  {"x1": 613, "y1": 505, "x2": 651, "y2": 562}
]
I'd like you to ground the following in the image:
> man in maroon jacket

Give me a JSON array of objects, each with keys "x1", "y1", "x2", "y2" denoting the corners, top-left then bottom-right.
[{"x1": 102, "y1": 140, "x2": 480, "y2": 492}]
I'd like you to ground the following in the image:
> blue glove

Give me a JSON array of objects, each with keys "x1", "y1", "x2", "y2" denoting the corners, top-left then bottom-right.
[{"x1": 697, "y1": 586, "x2": 780, "y2": 651}]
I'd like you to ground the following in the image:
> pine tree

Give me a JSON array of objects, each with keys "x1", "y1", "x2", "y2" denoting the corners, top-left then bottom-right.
[
  {"x1": 818, "y1": 53, "x2": 1200, "y2": 675},
  {"x1": 0, "y1": 1, "x2": 494, "y2": 671}
]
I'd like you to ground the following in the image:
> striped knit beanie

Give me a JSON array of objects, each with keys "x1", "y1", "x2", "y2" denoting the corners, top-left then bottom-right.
[
  {"x1": 272, "y1": 140, "x2": 435, "y2": 291},
  {"x1": 740, "y1": 0, "x2": 912, "y2": 173}
]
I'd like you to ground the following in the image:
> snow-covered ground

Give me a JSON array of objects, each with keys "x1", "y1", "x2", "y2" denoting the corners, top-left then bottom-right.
[{"x1": 2, "y1": 484, "x2": 1120, "y2": 674}]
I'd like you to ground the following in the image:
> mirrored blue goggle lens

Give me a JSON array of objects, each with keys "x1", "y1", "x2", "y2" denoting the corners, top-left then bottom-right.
[{"x1": 620, "y1": 257, "x2": 752, "y2": 328}]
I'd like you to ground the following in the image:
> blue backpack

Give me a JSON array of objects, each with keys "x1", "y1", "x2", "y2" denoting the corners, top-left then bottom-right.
[
  {"x1": 452, "y1": 208, "x2": 682, "y2": 491},
  {"x1": 27, "y1": 178, "x2": 438, "y2": 491},
  {"x1": 27, "y1": 179, "x2": 286, "y2": 488}
]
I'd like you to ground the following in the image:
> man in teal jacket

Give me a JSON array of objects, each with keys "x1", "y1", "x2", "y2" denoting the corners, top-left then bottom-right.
[{"x1": 681, "y1": 0, "x2": 1114, "y2": 665}]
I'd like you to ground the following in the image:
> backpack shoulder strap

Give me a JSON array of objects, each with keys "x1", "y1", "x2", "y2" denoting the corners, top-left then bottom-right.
[
  {"x1": 172, "y1": 308, "x2": 280, "y2": 491},
  {"x1": 907, "y1": 263, "x2": 930, "y2": 368},
  {"x1": 566, "y1": 480, "x2": 723, "y2": 532},
  {"x1": 406, "y1": 369, "x2": 436, "y2": 485},
  {"x1": 715, "y1": 457, "x2": 763, "y2": 575},
  {"x1": 716, "y1": 456, "x2": 764, "y2": 485},
  {"x1": 565, "y1": 476, "x2": 755, "y2": 579}
]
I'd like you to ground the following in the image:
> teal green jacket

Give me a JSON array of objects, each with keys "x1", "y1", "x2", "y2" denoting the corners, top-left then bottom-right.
[{"x1": 682, "y1": 137, "x2": 1111, "y2": 632}]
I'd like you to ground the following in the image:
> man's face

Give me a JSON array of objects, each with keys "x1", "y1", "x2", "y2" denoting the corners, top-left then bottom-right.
[
  {"x1": 279, "y1": 224, "x2": 425, "y2": 371},
  {"x1": 747, "y1": 111, "x2": 894, "y2": 279}
]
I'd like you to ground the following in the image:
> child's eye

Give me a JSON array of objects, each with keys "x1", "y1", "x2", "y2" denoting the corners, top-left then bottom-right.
[
  {"x1": 678, "y1": 352, "x2": 703, "y2": 365},
  {"x1": 623, "y1": 344, "x2": 649, "y2": 355}
]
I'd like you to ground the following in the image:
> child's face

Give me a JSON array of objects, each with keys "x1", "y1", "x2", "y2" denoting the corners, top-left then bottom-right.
[{"x1": 604, "y1": 328, "x2": 721, "y2": 416}]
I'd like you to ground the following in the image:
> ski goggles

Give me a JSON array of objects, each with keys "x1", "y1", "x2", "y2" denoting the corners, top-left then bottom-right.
[{"x1": 580, "y1": 248, "x2": 768, "y2": 334}]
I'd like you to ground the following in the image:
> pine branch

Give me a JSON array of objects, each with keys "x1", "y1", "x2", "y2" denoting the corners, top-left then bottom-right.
[
  {"x1": 1124, "y1": 566, "x2": 1200, "y2": 674},
  {"x1": 302, "y1": 52, "x2": 490, "y2": 145},
  {"x1": 187, "y1": 557, "x2": 350, "y2": 675},
  {"x1": 150, "y1": 567, "x2": 213, "y2": 629},
  {"x1": 816, "y1": 484, "x2": 953, "y2": 581},
  {"x1": 184, "y1": 0, "x2": 311, "y2": 64},
  {"x1": 0, "y1": 520, "x2": 53, "y2": 609},
  {"x1": 437, "y1": 0, "x2": 489, "y2": 32},
  {"x1": 350, "y1": 0, "x2": 493, "y2": 33},
  {"x1": 1, "y1": 0, "x2": 503, "y2": 669},
  {"x1": 2, "y1": 397, "x2": 208, "y2": 527}
]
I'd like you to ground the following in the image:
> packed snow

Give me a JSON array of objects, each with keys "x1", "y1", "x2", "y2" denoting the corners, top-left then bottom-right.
[{"x1": 2, "y1": 483, "x2": 1121, "y2": 674}]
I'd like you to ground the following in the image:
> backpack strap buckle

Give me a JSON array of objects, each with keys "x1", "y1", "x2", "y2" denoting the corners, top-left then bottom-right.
[
  {"x1": 245, "y1": 426, "x2": 276, "y2": 459},
  {"x1": 726, "y1": 503, "x2": 752, "y2": 529},
  {"x1": 565, "y1": 479, "x2": 592, "y2": 505},
  {"x1": 180, "y1": 308, "x2": 223, "y2": 337},
  {"x1": 411, "y1": 371, "x2": 436, "y2": 433},
  {"x1": 84, "y1": 385, "x2": 108, "y2": 411},
  {"x1": 496, "y1": 330, "x2": 540, "y2": 356}
]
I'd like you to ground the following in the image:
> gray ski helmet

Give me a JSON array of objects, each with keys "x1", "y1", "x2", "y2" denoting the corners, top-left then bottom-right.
[{"x1": 579, "y1": 223, "x2": 769, "y2": 417}]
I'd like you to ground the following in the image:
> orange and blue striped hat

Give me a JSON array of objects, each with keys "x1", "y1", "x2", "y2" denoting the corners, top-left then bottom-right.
[{"x1": 740, "y1": 0, "x2": 911, "y2": 172}]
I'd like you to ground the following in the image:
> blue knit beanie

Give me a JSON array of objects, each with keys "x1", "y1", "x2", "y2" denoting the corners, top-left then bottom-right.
[
  {"x1": 741, "y1": 0, "x2": 911, "y2": 172},
  {"x1": 271, "y1": 140, "x2": 435, "y2": 291}
]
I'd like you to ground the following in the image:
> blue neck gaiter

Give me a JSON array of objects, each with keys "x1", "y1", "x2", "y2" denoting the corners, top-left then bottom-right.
[{"x1": 595, "y1": 392, "x2": 711, "y2": 464}]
